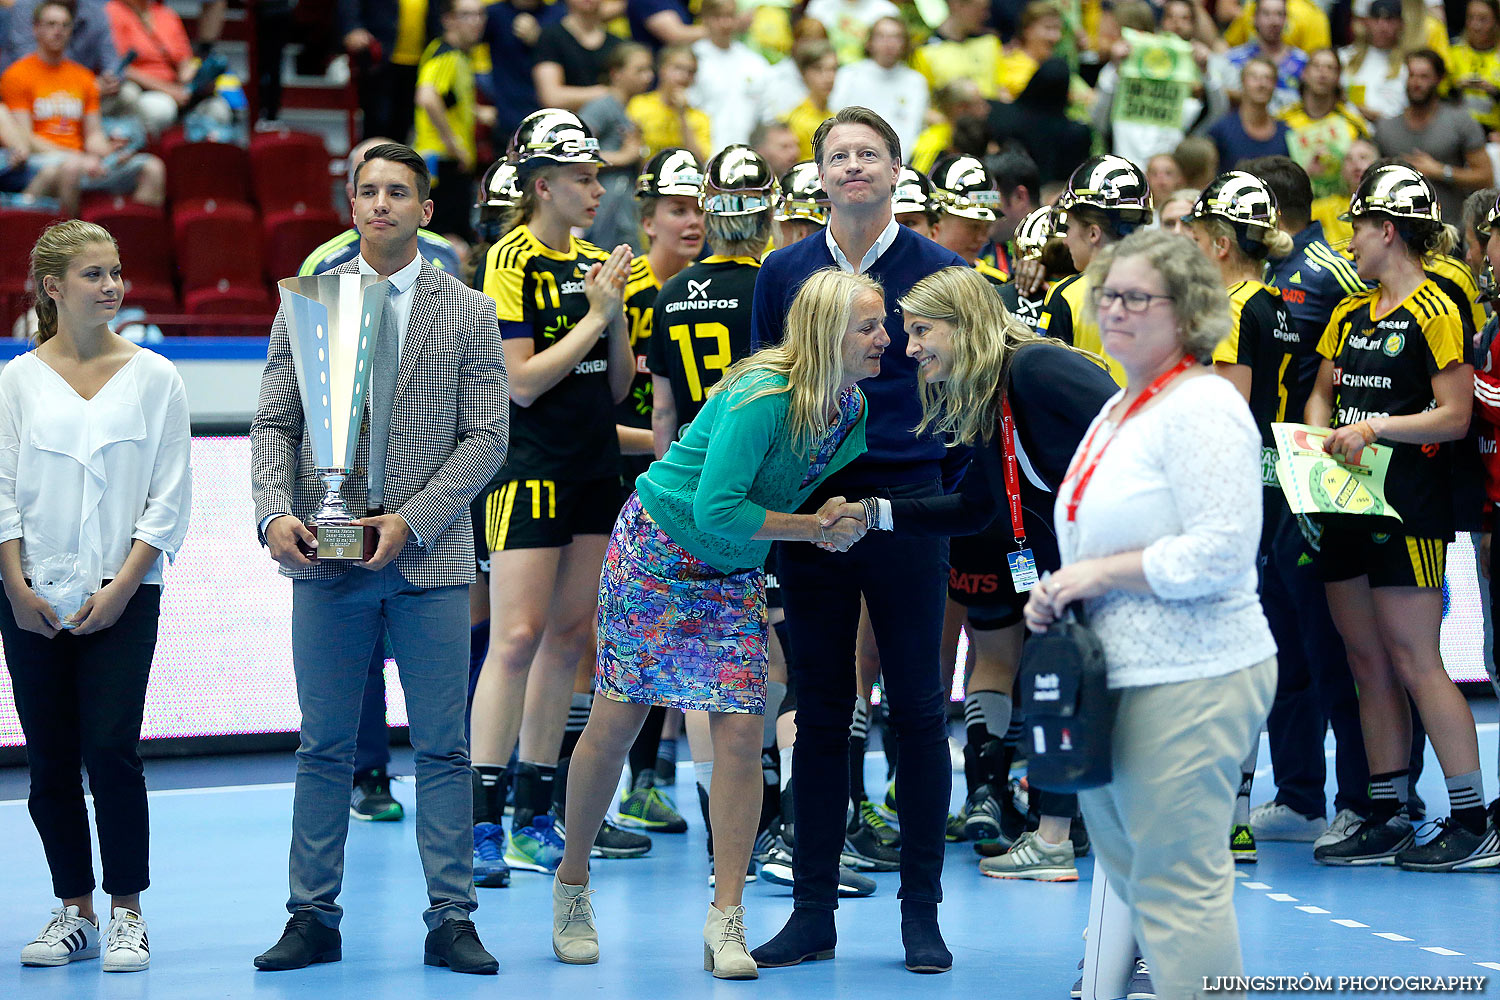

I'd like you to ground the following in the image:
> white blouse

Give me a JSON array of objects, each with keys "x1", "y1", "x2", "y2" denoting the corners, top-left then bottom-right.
[
  {"x1": 0, "y1": 349, "x2": 192, "y2": 592},
  {"x1": 1054, "y1": 374, "x2": 1276, "y2": 688}
]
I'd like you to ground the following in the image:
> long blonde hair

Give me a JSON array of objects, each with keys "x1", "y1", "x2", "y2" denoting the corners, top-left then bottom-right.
[
  {"x1": 711, "y1": 267, "x2": 882, "y2": 455},
  {"x1": 900, "y1": 266, "x2": 1096, "y2": 446},
  {"x1": 30, "y1": 219, "x2": 118, "y2": 345}
]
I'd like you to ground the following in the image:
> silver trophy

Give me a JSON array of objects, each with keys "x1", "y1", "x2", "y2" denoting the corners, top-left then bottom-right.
[{"x1": 277, "y1": 273, "x2": 390, "y2": 560}]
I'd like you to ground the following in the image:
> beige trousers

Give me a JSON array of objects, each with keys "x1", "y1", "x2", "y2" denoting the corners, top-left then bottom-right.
[{"x1": 1078, "y1": 657, "x2": 1277, "y2": 1000}]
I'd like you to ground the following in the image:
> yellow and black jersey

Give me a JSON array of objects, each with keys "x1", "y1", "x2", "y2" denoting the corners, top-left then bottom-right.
[
  {"x1": 975, "y1": 258, "x2": 1010, "y2": 290},
  {"x1": 1039, "y1": 272, "x2": 1126, "y2": 386},
  {"x1": 483, "y1": 224, "x2": 619, "y2": 481},
  {"x1": 646, "y1": 255, "x2": 760, "y2": 437},
  {"x1": 998, "y1": 281, "x2": 1048, "y2": 332},
  {"x1": 621, "y1": 256, "x2": 661, "y2": 431},
  {"x1": 1212, "y1": 280, "x2": 1298, "y2": 505},
  {"x1": 1423, "y1": 253, "x2": 1484, "y2": 363},
  {"x1": 1317, "y1": 280, "x2": 1467, "y2": 536}
]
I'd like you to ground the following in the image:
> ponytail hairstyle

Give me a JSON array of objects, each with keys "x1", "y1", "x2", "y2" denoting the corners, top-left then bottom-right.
[
  {"x1": 30, "y1": 219, "x2": 118, "y2": 345},
  {"x1": 1194, "y1": 214, "x2": 1296, "y2": 262},
  {"x1": 502, "y1": 164, "x2": 554, "y2": 234}
]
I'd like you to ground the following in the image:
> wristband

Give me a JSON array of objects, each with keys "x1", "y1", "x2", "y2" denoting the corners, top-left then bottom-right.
[
  {"x1": 859, "y1": 496, "x2": 882, "y2": 529},
  {"x1": 1355, "y1": 420, "x2": 1377, "y2": 445}
]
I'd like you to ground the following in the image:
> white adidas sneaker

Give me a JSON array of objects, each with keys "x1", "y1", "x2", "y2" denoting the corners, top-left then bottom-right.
[
  {"x1": 101, "y1": 907, "x2": 150, "y2": 972},
  {"x1": 20, "y1": 905, "x2": 99, "y2": 966}
]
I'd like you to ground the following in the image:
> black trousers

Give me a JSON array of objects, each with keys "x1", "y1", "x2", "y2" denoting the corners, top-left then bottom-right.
[
  {"x1": 780, "y1": 479, "x2": 951, "y2": 911},
  {"x1": 1, "y1": 584, "x2": 160, "y2": 899}
]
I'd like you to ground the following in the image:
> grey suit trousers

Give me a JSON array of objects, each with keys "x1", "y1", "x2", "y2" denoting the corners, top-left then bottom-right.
[{"x1": 286, "y1": 563, "x2": 476, "y2": 930}]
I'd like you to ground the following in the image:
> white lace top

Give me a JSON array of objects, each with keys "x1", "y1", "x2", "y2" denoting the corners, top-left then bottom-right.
[{"x1": 1054, "y1": 374, "x2": 1276, "y2": 688}]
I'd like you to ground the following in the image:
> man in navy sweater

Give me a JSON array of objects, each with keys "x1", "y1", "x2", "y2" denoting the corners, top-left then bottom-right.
[{"x1": 748, "y1": 106, "x2": 966, "y2": 975}]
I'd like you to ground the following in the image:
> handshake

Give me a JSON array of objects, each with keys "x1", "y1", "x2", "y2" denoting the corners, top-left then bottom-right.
[{"x1": 814, "y1": 496, "x2": 870, "y2": 553}]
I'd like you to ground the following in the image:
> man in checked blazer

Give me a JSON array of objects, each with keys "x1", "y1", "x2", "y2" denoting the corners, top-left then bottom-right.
[{"x1": 249, "y1": 143, "x2": 509, "y2": 975}]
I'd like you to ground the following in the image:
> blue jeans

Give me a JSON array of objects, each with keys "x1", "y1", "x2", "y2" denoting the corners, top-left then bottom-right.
[{"x1": 286, "y1": 564, "x2": 475, "y2": 930}]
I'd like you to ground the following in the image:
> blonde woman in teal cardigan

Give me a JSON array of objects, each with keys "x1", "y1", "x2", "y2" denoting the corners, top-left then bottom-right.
[{"x1": 549, "y1": 268, "x2": 886, "y2": 979}]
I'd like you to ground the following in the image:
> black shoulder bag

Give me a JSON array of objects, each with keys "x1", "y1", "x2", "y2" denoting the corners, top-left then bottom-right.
[{"x1": 1017, "y1": 601, "x2": 1118, "y2": 792}]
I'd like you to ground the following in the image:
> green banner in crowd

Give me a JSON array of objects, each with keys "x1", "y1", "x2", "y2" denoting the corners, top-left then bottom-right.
[
  {"x1": 1272, "y1": 422, "x2": 1400, "y2": 521},
  {"x1": 1113, "y1": 28, "x2": 1199, "y2": 129}
]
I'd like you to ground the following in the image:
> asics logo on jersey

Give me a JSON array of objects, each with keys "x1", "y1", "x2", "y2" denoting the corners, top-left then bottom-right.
[{"x1": 688, "y1": 278, "x2": 712, "y2": 299}]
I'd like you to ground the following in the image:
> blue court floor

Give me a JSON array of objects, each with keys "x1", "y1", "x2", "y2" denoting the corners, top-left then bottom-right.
[{"x1": 0, "y1": 720, "x2": 1497, "y2": 1000}]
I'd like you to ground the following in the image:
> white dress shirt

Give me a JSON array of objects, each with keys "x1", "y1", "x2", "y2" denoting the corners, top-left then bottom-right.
[
  {"x1": 0, "y1": 349, "x2": 192, "y2": 595},
  {"x1": 358, "y1": 249, "x2": 423, "y2": 358},
  {"x1": 830, "y1": 60, "x2": 929, "y2": 159},
  {"x1": 826, "y1": 216, "x2": 900, "y2": 274},
  {"x1": 690, "y1": 38, "x2": 771, "y2": 149}
]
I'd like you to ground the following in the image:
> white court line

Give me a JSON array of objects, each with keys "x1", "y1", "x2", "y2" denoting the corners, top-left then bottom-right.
[
  {"x1": 1266, "y1": 893, "x2": 1298, "y2": 902},
  {"x1": 1241, "y1": 881, "x2": 1271, "y2": 890},
  {"x1": 1423, "y1": 947, "x2": 1465, "y2": 956},
  {"x1": 1297, "y1": 905, "x2": 1331, "y2": 914},
  {"x1": 1374, "y1": 932, "x2": 1415, "y2": 942},
  {"x1": 1475, "y1": 962, "x2": 1500, "y2": 972},
  {"x1": 1332, "y1": 919, "x2": 1370, "y2": 928}
]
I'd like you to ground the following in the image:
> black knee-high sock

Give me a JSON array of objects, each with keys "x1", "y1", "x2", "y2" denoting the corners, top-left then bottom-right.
[
  {"x1": 849, "y1": 697, "x2": 870, "y2": 807},
  {"x1": 759, "y1": 748, "x2": 781, "y2": 836},
  {"x1": 558, "y1": 692, "x2": 592, "y2": 761},
  {"x1": 629, "y1": 705, "x2": 668, "y2": 785},
  {"x1": 552, "y1": 755, "x2": 572, "y2": 814},
  {"x1": 513, "y1": 761, "x2": 555, "y2": 831},
  {"x1": 654, "y1": 731, "x2": 679, "y2": 784},
  {"x1": 472, "y1": 764, "x2": 509, "y2": 825},
  {"x1": 1368, "y1": 769, "x2": 1409, "y2": 824}
]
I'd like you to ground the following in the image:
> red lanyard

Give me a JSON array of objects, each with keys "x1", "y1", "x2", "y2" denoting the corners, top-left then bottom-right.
[
  {"x1": 999, "y1": 395, "x2": 1025, "y2": 549},
  {"x1": 1062, "y1": 356, "x2": 1196, "y2": 523}
]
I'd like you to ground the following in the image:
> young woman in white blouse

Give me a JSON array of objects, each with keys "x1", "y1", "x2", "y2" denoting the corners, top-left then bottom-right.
[
  {"x1": 0, "y1": 220, "x2": 191, "y2": 974},
  {"x1": 1023, "y1": 228, "x2": 1277, "y2": 1000}
]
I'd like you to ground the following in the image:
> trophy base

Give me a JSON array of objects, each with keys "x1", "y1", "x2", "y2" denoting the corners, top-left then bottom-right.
[{"x1": 307, "y1": 522, "x2": 378, "y2": 561}]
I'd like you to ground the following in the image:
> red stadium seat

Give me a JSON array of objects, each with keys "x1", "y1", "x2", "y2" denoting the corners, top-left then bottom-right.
[
  {"x1": 0, "y1": 206, "x2": 63, "y2": 329},
  {"x1": 164, "y1": 141, "x2": 252, "y2": 205},
  {"x1": 83, "y1": 202, "x2": 174, "y2": 288},
  {"x1": 119, "y1": 281, "x2": 178, "y2": 317},
  {"x1": 173, "y1": 198, "x2": 261, "y2": 292},
  {"x1": 250, "y1": 130, "x2": 336, "y2": 214},
  {"x1": 262, "y1": 206, "x2": 345, "y2": 283},
  {"x1": 181, "y1": 281, "x2": 275, "y2": 335},
  {"x1": 183, "y1": 282, "x2": 274, "y2": 315}
]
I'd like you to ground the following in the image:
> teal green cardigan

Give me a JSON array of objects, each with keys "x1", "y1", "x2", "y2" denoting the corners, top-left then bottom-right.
[{"x1": 635, "y1": 371, "x2": 868, "y2": 574}]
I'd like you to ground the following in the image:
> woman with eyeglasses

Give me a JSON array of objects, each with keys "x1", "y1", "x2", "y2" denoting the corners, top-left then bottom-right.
[{"x1": 1023, "y1": 229, "x2": 1277, "y2": 1000}]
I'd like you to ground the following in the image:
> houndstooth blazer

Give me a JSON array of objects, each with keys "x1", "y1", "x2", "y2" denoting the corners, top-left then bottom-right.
[{"x1": 250, "y1": 256, "x2": 509, "y2": 589}]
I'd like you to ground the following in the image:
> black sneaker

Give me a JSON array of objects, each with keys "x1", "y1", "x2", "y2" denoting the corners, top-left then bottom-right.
[
  {"x1": 551, "y1": 811, "x2": 651, "y2": 859},
  {"x1": 759, "y1": 835, "x2": 876, "y2": 897},
  {"x1": 1313, "y1": 814, "x2": 1414, "y2": 866},
  {"x1": 961, "y1": 785, "x2": 1003, "y2": 842},
  {"x1": 1396, "y1": 818, "x2": 1500, "y2": 872},
  {"x1": 842, "y1": 801, "x2": 901, "y2": 871},
  {"x1": 350, "y1": 768, "x2": 404, "y2": 822}
]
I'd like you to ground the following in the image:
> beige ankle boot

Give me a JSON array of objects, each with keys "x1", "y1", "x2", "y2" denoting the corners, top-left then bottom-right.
[
  {"x1": 703, "y1": 903, "x2": 758, "y2": 979},
  {"x1": 552, "y1": 877, "x2": 599, "y2": 965}
]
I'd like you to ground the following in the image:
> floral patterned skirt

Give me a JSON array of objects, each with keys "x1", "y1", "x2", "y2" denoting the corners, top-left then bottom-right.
[{"x1": 596, "y1": 494, "x2": 767, "y2": 714}]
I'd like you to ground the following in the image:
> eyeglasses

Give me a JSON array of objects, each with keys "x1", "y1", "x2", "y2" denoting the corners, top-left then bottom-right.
[{"x1": 1091, "y1": 286, "x2": 1175, "y2": 313}]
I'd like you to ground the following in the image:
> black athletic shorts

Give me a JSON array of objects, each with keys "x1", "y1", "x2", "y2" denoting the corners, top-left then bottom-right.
[
  {"x1": 1314, "y1": 519, "x2": 1448, "y2": 589},
  {"x1": 947, "y1": 532, "x2": 1026, "y2": 630},
  {"x1": 473, "y1": 475, "x2": 623, "y2": 563}
]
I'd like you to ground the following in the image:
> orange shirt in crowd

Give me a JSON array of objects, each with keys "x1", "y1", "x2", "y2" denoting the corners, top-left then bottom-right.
[
  {"x1": 0, "y1": 54, "x2": 99, "y2": 151},
  {"x1": 105, "y1": 0, "x2": 191, "y2": 85}
]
